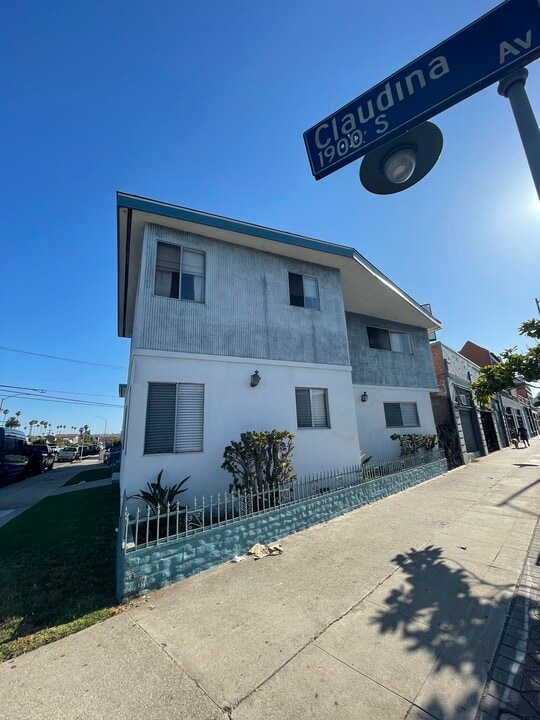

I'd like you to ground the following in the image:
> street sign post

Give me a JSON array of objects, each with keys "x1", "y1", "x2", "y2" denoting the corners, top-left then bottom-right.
[{"x1": 304, "y1": 0, "x2": 540, "y2": 180}]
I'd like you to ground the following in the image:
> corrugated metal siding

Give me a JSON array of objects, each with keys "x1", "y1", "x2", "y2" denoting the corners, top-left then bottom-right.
[
  {"x1": 346, "y1": 312, "x2": 437, "y2": 388},
  {"x1": 132, "y1": 223, "x2": 350, "y2": 366}
]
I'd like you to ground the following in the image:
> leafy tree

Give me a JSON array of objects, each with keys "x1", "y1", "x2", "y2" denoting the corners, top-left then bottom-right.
[
  {"x1": 471, "y1": 319, "x2": 540, "y2": 407},
  {"x1": 222, "y1": 429, "x2": 296, "y2": 495}
]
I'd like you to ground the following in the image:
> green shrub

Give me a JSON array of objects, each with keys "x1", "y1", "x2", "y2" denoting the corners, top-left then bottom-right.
[
  {"x1": 390, "y1": 433, "x2": 438, "y2": 456},
  {"x1": 222, "y1": 430, "x2": 296, "y2": 495},
  {"x1": 130, "y1": 469, "x2": 189, "y2": 514}
]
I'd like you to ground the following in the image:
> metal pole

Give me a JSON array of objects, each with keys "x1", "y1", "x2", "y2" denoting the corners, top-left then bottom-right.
[{"x1": 498, "y1": 68, "x2": 540, "y2": 201}]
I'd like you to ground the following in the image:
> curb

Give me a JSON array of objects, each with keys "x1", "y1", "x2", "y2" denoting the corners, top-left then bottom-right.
[{"x1": 476, "y1": 515, "x2": 540, "y2": 719}]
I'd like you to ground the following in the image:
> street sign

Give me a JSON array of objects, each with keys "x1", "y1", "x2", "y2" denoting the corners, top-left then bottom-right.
[{"x1": 304, "y1": 0, "x2": 540, "y2": 180}]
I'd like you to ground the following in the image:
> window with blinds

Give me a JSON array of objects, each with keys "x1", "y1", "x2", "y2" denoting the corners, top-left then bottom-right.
[
  {"x1": 367, "y1": 327, "x2": 412, "y2": 353},
  {"x1": 155, "y1": 241, "x2": 205, "y2": 303},
  {"x1": 383, "y1": 402, "x2": 420, "y2": 428},
  {"x1": 295, "y1": 388, "x2": 329, "y2": 428},
  {"x1": 144, "y1": 382, "x2": 204, "y2": 454},
  {"x1": 288, "y1": 273, "x2": 320, "y2": 310}
]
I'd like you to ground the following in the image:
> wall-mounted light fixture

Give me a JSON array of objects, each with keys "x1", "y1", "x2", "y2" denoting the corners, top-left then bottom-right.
[
  {"x1": 250, "y1": 370, "x2": 261, "y2": 387},
  {"x1": 361, "y1": 392, "x2": 368, "y2": 402}
]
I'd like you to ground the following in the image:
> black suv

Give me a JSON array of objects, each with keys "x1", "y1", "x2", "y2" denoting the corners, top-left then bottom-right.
[{"x1": 27, "y1": 444, "x2": 55, "y2": 476}]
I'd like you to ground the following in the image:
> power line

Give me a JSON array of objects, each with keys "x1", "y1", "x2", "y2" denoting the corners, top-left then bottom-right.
[
  {"x1": 7, "y1": 394, "x2": 123, "y2": 409},
  {"x1": 0, "y1": 384, "x2": 120, "y2": 399},
  {"x1": 0, "y1": 384, "x2": 45, "y2": 393},
  {"x1": 0, "y1": 345, "x2": 126, "y2": 370}
]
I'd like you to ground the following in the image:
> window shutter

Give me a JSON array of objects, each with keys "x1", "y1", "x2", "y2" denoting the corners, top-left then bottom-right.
[
  {"x1": 144, "y1": 383, "x2": 176, "y2": 454},
  {"x1": 311, "y1": 389, "x2": 328, "y2": 427},
  {"x1": 175, "y1": 383, "x2": 204, "y2": 452},
  {"x1": 401, "y1": 403, "x2": 419, "y2": 426},
  {"x1": 295, "y1": 389, "x2": 312, "y2": 427},
  {"x1": 384, "y1": 403, "x2": 403, "y2": 427}
]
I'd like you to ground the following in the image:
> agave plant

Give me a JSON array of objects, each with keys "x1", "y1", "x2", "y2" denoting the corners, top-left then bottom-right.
[{"x1": 131, "y1": 469, "x2": 190, "y2": 514}]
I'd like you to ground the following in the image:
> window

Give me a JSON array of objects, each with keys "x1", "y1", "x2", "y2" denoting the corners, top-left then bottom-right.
[
  {"x1": 295, "y1": 388, "x2": 329, "y2": 428},
  {"x1": 289, "y1": 273, "x2": 320, "y2": 309},
  {"x1": 455, "y1": 388, "x2": 472, "y2": 407},
  {"x1": 144, "y1": 382, "x2": 204, "y2": 454},
  {"x1": 384, "y1": 402, "x2": 420, "y2": 427},
  {"x1": 367, "y1": 327, "x2": 412, "y2": 353},
  {"x1": 155, "y1": 242, "x2": 205, "y2": 302}
]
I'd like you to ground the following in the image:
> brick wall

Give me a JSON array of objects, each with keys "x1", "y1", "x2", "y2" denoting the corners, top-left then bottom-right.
[{"x1": 117, "y1": 458, "x2": 448, "y2": 600}]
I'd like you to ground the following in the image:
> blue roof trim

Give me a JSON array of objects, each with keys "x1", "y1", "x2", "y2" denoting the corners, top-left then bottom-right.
[{"x1": 117, "y1": 192, "x2": 355, "y2": 259}]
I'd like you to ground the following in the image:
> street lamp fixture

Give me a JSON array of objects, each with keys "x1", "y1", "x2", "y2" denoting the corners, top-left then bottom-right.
[
  {"x1": 382, "y1": 147, "x2": 417, "y2": 184},
  {"x1": 96, "y1": 416, "x2": 108, "y2": 450},
  {"x1": 360, "y1": 121, "x2": 443, "y2": 195}
]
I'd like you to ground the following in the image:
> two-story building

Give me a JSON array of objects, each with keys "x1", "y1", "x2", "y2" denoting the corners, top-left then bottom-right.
[
  {"x1": 430, "y1": 341, "x2": 505, "y2": 467},
  {"x1": 460, "y1": 340, "x2": 540, "y2": 441},
  {"x1": 116, "y1": 193, "x2": 441, "y2": 502}
]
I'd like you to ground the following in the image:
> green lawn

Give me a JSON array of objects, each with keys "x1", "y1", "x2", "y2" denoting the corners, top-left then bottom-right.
[
  {"x1": 0, "y1": 484, "x2": 120, "y2": 661},
  {"x1": 63, "y1": 466, "x2": 114, "y2": 487}
]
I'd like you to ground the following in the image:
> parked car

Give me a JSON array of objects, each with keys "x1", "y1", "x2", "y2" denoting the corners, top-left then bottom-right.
[
  {"x1": 103, "y1": 445, "x2": 121, "y2": 466},
  {"x1": 0, "y1": 428, "x2": 28, "y2": 486},
  {"x1": 57, "y1": 446, "x2": 80, "y2": 462},
  {"x1": 27, "y1": 444, "x2": 55, "y2": 475}
]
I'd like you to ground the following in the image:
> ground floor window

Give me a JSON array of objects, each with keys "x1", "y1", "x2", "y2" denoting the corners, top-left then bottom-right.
[
  {"x1": 144, "y1": 382, "x2": 204, "y2": 454},
  {"x1": 295, "y1": 388, "x2": 330, "y2": 428},
  {"x1": 384, "y1": 402, "x2": 420, "y2": 428}
]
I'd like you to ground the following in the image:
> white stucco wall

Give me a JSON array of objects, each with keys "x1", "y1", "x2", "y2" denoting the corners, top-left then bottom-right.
[
  {"x1": 353, "y1": 384, "x2": 437, "y2": 462},
  {"x1": 120, "y1": 350, "x2": 361, "y2": 502}
]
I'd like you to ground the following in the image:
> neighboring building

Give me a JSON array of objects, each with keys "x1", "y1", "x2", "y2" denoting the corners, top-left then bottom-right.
[
  {"x1": 430, "y1": 342, "x2": 505, "y2": 467},
  {"x1": 116, "y1": 193, "x2": 440, "y2": 502},
  {"x1": 459, "y1": 340, "x2": 540, "y2": 441}
]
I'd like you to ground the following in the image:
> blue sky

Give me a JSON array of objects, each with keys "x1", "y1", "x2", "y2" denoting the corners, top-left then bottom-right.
[{"x1": 1, "y1": 1, "x2": 539, "y2": 435}]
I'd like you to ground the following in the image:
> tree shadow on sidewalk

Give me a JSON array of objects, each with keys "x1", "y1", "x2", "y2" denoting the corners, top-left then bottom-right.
[{"x1": 370, "y1": 545, "x2": 523, "y2": 719}]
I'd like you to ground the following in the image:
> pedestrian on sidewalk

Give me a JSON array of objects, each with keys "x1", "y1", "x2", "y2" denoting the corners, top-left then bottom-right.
[{"x1": 518, "y1": 425, "x2": 530, "y2": 447}]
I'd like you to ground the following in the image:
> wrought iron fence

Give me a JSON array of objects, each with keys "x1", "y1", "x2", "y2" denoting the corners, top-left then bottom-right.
[
  {"x1": 362, "y1": 447, "x2": 442, "y2": 480},
  {"x1": 121, "y1": 448, "x2": 445, "y2": 553}
]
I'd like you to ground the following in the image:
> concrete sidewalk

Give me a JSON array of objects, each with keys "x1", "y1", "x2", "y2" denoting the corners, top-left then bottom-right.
[{"x1": 2, "y1": 443, "x2": 539, "y2": 720}]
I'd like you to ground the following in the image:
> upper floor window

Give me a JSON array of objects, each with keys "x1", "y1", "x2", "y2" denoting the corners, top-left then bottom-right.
[
  {"x1": 295, "y1": 388, "x2": 329, "y2": 428},
  {"x1": 155, "y1": 241, "x2": 205, "y2": 303},
  {"x1": 289, "y1": 273, "x2": 320, "y2": 310},
  {"x1": 384, "y1": 402, "x2": 420, "y2": 427},
  {"x1": 367, "y1": 326, "x2": 411, "y2": 353}
]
